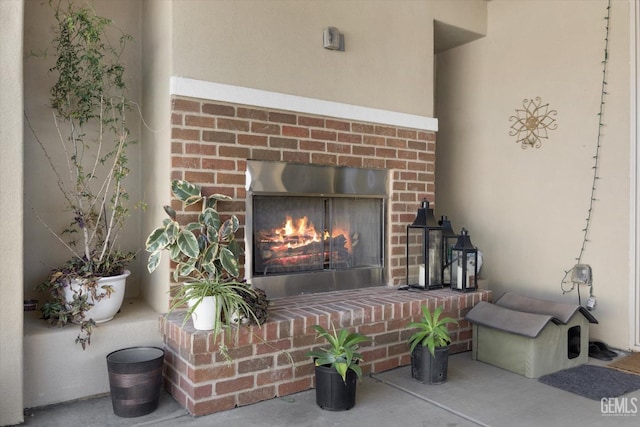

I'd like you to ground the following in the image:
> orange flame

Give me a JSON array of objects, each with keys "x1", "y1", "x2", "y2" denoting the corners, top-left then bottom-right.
[{"x1": 265, "y1": 216, "x2": 351, "y2": 253}]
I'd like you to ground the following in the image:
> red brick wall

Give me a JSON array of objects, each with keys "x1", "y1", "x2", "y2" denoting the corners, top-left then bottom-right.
[
  {"x1": 170, "y1": 95, "x2": 437, "y2": 294},
  {"x1": 161, "y1": 287, "x2": 492, "y2": 416}
]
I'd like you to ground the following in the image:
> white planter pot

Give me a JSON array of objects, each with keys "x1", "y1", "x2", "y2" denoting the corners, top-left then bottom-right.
[
  {"x1": 63, "y1": 270, "x2": 130, "y2": 323},
  {"x1": 187, "y1": 295, "x2": 218, "y2": 330}
]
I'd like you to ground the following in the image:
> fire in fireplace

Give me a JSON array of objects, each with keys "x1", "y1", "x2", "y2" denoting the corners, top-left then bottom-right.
[
  {"x1": 257, "y1": 213, "x2": 328, "y2": 272},
  {"x1": 246, "y1": 161, "x2": 388, "y2": 298},
  {"x1": 253, "y1": 196, "x2": 379, "y2": 274}
]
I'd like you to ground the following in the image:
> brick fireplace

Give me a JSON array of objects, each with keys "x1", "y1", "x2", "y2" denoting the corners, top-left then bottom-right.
[
  {"x1": 169, "y1": 93, "x2": 436, "y2": 293},
  {"x1": 162, "y1": 87, "x2": 489, "y2": 416}
]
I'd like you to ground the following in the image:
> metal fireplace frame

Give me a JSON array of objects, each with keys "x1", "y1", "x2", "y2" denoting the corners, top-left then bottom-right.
[{"x1": 245, "y1": 160, "x2": 389, "y2": 299}]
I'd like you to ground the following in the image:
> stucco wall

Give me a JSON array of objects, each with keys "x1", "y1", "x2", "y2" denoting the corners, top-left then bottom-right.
[
  {"x1": 140, "y1": 0, "x2": 173, "y2": 312},
  {"x1": 435, "y1": 0, "x2": 634, "y2": 349},
  {"x1": 1, "y1": 1, "x2": 25, "y2": 424},
  {"x1": 432, "y1": 0, "x2": 487, "y2": 34},
  {"x1": 169, "y1": 0, "x2": 485, "y2": 118}
]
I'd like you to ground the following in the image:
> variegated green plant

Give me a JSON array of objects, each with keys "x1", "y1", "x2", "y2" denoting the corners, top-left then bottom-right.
[
  {"x1": 306, "y1": 324, "x2": 370, "y2": 383},
  {"x1": 407, "y1": 305, "x2": 458, "y2": 357},
  {"x1": 145, "y1": 180, "x2": 259, "y2": 338},
  {"x1": 145, "y1": 179, "x2": 242, "y2": 283}
]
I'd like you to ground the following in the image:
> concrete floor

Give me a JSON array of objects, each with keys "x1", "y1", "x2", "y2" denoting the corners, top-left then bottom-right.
[{"x1": 19, "y1": 352, "x2": 640, "y2": 427}]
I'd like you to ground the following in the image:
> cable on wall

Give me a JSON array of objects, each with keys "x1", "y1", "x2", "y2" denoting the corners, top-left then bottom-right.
[{"x1": 560, "y1": 0, "x2": 611, "y2": 307}]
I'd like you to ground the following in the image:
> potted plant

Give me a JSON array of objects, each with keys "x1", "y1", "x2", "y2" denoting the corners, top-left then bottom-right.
[
  {"x1": 32, "y1": 1, "x2": 137, "y2": 349},
  {"x1": 145, "y1": 180, "x2": 261, "y2": 342},
  {"x1": 305, "y1": 324, "x2": 370, "y2": 411},
  {"x1": 407, "y1": 305, "x2": 458, "y2": 384}
]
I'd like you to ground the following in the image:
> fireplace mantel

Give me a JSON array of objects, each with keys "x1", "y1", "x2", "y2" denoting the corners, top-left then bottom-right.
[{"x1": 170, "y1": 77, "x2": 438, "y2": 132}]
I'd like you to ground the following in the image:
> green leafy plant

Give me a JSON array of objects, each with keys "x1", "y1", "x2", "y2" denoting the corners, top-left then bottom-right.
[
  {"x1": 146, "y1": 180, "x2": 242, "y2": 283},
  {"x1": 407, "y1": 305, "x2": 458, "y2": 357},
  {"x1": 306, "y1": 324, "x2": 370, "y2": 383},
  {"x1": 145, "y1": 180, "x2": 262, "y2": 344},
  {"x1": 31, "y1": 1, "x2": 137, "y2": 348}
]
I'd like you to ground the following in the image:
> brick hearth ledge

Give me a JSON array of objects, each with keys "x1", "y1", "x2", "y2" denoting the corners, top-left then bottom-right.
[{"x1": 160, "y1": 287, "x2": 492, "y2": 416}]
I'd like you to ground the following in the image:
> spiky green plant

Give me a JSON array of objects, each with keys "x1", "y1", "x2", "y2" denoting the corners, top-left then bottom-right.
[
  {"x1": 306, "y1": 323, "x2": 370, "y2": 383},
  {"x1": 407, "y1": 305, "x2": 458, "y2": 356}
]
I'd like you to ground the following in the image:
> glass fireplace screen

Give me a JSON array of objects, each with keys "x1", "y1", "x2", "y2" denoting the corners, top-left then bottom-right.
[{"x1": 253, "y1": 196, "x2": 383, "y2": 276}]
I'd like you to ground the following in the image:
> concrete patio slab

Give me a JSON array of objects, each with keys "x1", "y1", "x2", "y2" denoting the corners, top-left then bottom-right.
[{"x1": 19, "y1": 352, "x2": 640, "y2": 427}]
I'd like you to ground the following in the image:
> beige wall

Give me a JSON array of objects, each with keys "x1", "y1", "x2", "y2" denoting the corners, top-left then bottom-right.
[
  {"x1": 1, "y1": 1, "x2": 25, "y2": 424},
  {"x1": 435, "y1": 0, "x2": 634, "y2": 349},
  {"x1": 432, "y1": 0, "x2": 487, "y2": 34},
  {"x1": 170, "y1": 0, "x2": 484, "y2": 118},
  {"x1": 171, "y1": 0, "x2": 432, "y2": 114},
  {"x1": 140, "y1": 0, "x2": 173, "y2": 312}
]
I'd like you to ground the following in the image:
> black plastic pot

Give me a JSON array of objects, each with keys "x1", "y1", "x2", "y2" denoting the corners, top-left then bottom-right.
[
  {"x1": 106, "y1": 346, "x2": 165, "y2": 418},
  {"x1": 314, "y1": 364, "x2": 357, "y2": 411},
  {"x1": 411, "y1": 344, "x2": 449, "y2": 384}
]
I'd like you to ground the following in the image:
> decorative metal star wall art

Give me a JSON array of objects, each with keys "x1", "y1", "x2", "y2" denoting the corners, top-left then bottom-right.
[{"x1": 509, "y1": 97, "x2": 558, "y2": 149}]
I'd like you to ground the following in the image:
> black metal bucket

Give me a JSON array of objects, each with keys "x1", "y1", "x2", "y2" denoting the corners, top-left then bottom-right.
[{"x1": 106, "y1": 346, "x2": 165, "y2": 418}]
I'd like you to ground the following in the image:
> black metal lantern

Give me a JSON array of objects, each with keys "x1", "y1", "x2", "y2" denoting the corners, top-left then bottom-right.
[
  {"x1": 452, "y1": 228, "x2": 478, "y2": 292},
  {"x1": 439, "y1": 216, "x2": 457, "y2": 288},
  {"x1": 405, "y1": 199, "x2": 443, "y2": 290}
]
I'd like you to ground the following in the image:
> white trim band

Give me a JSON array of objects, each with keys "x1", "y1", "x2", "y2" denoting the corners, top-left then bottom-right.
[{"x1": 170, "y1": 77, "x2": 438, "y2": 132}]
